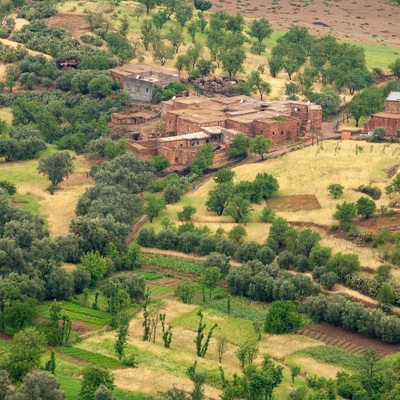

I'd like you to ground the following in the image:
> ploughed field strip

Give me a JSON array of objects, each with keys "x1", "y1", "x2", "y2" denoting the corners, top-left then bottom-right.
[
  {"x1": 265, "y1": 195, "x2": 321, "y2": 212},
  {"x1": 297, "y1": 323, "x2": 399, "y2": 357}
]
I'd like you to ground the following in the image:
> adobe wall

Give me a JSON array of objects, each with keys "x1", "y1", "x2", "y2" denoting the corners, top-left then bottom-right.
[
  {"x1": 161, "y1": 101, "x2": 173, "y2": 117},
  {"x1": 364, "y1": 116, "x2": 400, "y2": 137},
  {"x1": 254, "y1": 118, "x2": 300, "y2": 143},
  {"x1": 176, "y1": 118, "x2": 226, "y2": 135},
  {"x1": 126, "y1": 139, "x2": 158, "y2": 159},
  {"x1": 289, "y1": 104, "x2": 309, "y2": 123},
  {"x1": 166, "y1": 113, "x2": 178, "y2": 133},
  {"x1": 385, "y1": 100, "x2": 400, "y2": 114},
  {"x1": 309, "y1": 109, "x2": 322, "y2": 132},
  {"x1": 226, "y1": 119, "x2": 254, "y2": 137}
]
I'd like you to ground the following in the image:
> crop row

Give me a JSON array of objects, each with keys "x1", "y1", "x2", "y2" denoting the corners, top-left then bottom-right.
[{"x1": 59, "y1": 347, "x2": 121, "y2": 369}]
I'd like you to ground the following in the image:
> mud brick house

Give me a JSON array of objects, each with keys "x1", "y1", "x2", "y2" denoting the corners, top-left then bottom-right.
[
  {"x1": 110, "y1": 64, "x2": 179, "y2": 102},
  {"x1": 364, "y1": 91, "x2": 400, "y2": 137},
  {"x1": 127, "y1": 95, "x2": 322, "y2": 167}
]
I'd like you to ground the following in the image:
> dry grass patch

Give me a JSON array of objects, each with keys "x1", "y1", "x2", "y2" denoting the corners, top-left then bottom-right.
[
  {"x1": 0, "y1": 38, "x2": 52, "y2": 59},
  {"x1": 159, "y1": 141, "x2": 400, "y2": 247},
  {"x1": 113, "y1": 367, "x2": 222, "y2": 399},
  {"x1": 259, "y1": 334, "x2": 323, "y2": 360},
  {"x1": 0, "y1": 107, "x2": 12, "y2": 124},
  {"x1": 288, "y1": 356, "x2": 343, "y2": 379}
]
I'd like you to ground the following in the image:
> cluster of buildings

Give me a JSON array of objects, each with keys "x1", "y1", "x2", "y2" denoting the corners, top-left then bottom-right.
[{"x1": 109, "y1": 64, "x2": 323, "y2": 167}]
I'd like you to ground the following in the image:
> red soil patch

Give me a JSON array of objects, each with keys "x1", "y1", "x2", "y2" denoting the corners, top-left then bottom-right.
[
  {"x1": 297, "y1": 323, "x2": 400, "y2": 357},
  {"x1": 0, "y1": 333, "x2": 12, "y2": 341},
  {"x1": 356, "y1": 213, "x2": 400, "y2": 233},
  {"x1": 61, "y1": 172, "x2": 93, "y2": 186},
  {"x1": 212, "y1": 0, "x2": 400, "y2": 47},
  {"x1": 48, "y1": 13, "x2": 90, "y2": 39},
  {"x1": 266, "y1": 195, "x2": 321, "y2": 212}
]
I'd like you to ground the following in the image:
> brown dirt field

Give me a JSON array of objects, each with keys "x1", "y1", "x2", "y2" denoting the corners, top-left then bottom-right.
[
  {"x1": 356, "y1": 213, "x2": 400, "y2": 233},
  {"x1": 48, "y1": 13, "x2": 90, "y2": 39},
  {"x1": 212, "y1": 0, "x2": 400, "y2": 46},
  {"x1": 266, "y1": 194, "x2": 321, "y2": 212},
  {"x1": 297, "y1": 323, "x2": 400, "y2": 357}
]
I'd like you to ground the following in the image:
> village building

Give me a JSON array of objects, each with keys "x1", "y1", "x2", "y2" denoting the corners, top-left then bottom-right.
[
  {"x1": 364, "y1": 91, "x2": 400, "y2": 137},
  {"x1": 126, "y1": 95, "x2": 322, "y2": 167},
  {"x1": 110, "y1": 63, "x2": 179, "y2": 102}
]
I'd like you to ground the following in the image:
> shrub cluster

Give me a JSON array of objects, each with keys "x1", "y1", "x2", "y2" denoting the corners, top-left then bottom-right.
[
  {"x1": 357, "y1": 184, "x2": 382, "y2": 200},
  {"x1": 303, "y1": 294, "x2": 400, "y2": 343},
  {"x1": 80, "y1": 34, "x2": 103, "y2": 47},
  {"x1": 228, "y1": 260, "x2": 315, "y2": 302},
  {"x1": 0, "y1": 42, "x2": 27, "y2": 63}
]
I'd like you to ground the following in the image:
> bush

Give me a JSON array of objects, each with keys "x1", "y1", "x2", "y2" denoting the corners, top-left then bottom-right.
[
  {"x1": 260, "y1": 207, "x2": 276, "y2": 222},
  {"x1": 163, "y1": 184, "x2": 181, "y2": 204},
  {"x1": 358, "y1": 184, "x2": 382, "y2": 200},
  {"x1": 80, "y1": 34, "x2": 103, "y2": 47},
  {"x1": 0, "y1": 180, "x2": 17, "y2": 195},
  {"x1": 236, "y1": 241, "x2": 259, "y2": 263},
  {"x1": 327, "y1": 183, "x2": 344, "y2": 199},
  {"x1": 264, "y1": 300, "x2": 302, "y2": 334}
]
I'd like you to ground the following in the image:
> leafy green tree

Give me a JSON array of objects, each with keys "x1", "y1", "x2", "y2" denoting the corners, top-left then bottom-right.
[
  {"x1": 194, "y1": 310, "x2": 217, "y2": 357},
  {"x1": 225, "y1": 195, "x2": 252, "y2": 224},
  {"x1": 153, "y1": 41, "x2": 175, "y2": 66},
  {"x1": 5, "y1": 327, "x2": 46, "y2": 382},
  {"x1": 204, "y1": 252, "x2": 231, "y2": 276},
  {"x1": 249, "y1": 136, "x2": 272, "y2": 160},
  {"x1": 228, "y1": 133, "x2": 250, "y2": 158},
  {"x1": 327, "y1": 183, "x2": 344, "y2": 199},
  {"x1": 166, "y1": 25, "x2": 185, "y2": 53},
  {"x1": 389, "y1": 58, "x2": 400, "y2": 79},
  {"x1": 45, "y1": 351, "x2": 56, "y2": 375},
  {"x1": 214, "y1": 169, "x2": 235, "y2": 184},
  {"x1": 247, "y1": 71, "x2": 271, "y2": 101},
  {"x1": 140, "y1": 20, "x2": 155, "y2": 50},
  {"x1": 326, "y1": 253, "x2": 361, "y2": 282},
  {"x1": 80, "y1": 251, "x2": 108, "y2": 286},
  {"x1": 151, "y1": 155, "x2": 169, "y2": 171},
  {"x1": 88, "y1": 76, "x2": 112, "y2": 99},
  {"x1": 37, "y1": 151, "x2": 74, "y2": 187},
  {"x1": 266, "y1": 217, "x2": 290, "y2": 253},
  {"x1": 206, "y1": 182, "x2": 233, "y2": 216},
  {"x1": 356, "y1": 196, "x2": 376, "y2": 219},
  {"x1": 333, "y1": 201, "x2": 357, "y2": 230},
  {"x1": 187, "y1": 19, "x2": 198, "y2": 43},
  {"x1": 163, "y1": 184, "x2": 181, "y2": 204},
  {"x1": 190, "y1": 143, "x2": 213, "y2": 175},
  {"x1": 200, "y1": 267, "x2": 222, "y2": 300},
  {"x1": 3, "y1": 300, "x2": 37, "y2": 331},
  {"x1": 177, "y1": 205, "x2": 197, "y2": 222},
  {"x1": 375, "y1": 264, "x2": 392, "y2": 284},
  {"x1": 194, "y1": 0, "x2": 212, "y2": 14},
  {"x1": 252, "y1": 173, "x2": 279, "y2": 202},
  {"x1": 7, "y1": 371, "x2": 65, "y2": 400},
  {"x1": 249, "y1": 18, "x2": 272, "y2": 43},
  {"x1": 227, "y1": 224, "x2": 247, "y2": 244},
  {"x1": 346, "y1": 87, "x2": 385, "y2": 127},
  {"x1": 175, "y1": 279, "x2": 198, "y2": 304},
  {"x1": 79, "y1": 366, "x2": 114, "y2": 400},
  {"x1": 145, "y1": 195, "x2": 167, "y2": 223},
  {"x1": 141, "y1": 0, "x2": 156, "y2": 14},
  {"x1": 175, "y1": 2, "x2": 193, "y2": 27},
  {"x1": 264, "y1": 300, "x2": 302, "y2": 334},
  {"x1": 152, "y1": 9, "x2": 168, "y2": 30},
  {"x1": 377, "y1": 283, "x2": 395, "y2": 307},
  {"x1": 260, "y1": 207, "x2": 276, "y2": 223},
  {"x1": 187, "y1": 361, "x2": 205, "y2": 400},
  {"x1": 221, "y1": 47, "x2": 246, "y2": 77},
  {"x1": 115, "y1": 313, "x2": 130, "y2": 361},
  {"x1": 236, "y1": 340, "x2": 259, "y2": 369}
]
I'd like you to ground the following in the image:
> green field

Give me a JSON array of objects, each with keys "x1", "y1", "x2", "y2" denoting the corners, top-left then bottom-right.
[
  {"x1": 36, "y1": 301, "x2": 111, "y2": 330},
  {"x1": 141, "y1": 253, "x2": 205, "y2": 274},
  {"x1": 58, "y1": 347, "x2": 122, "y2": 369}
]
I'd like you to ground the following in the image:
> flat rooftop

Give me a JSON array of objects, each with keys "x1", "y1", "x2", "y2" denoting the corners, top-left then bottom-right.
[
  {"x1": 158, "y1": 132, "x2": 210, "y2": 142},
  {"x1": 371, "y1": 112, "x2": 400, "y2": 119},
  {"x1": 110, "y1": 63, "x2": 178, "y2": 78},
  {"x1": 386, "y1": 91, "x2": 400, "y2": 101}
]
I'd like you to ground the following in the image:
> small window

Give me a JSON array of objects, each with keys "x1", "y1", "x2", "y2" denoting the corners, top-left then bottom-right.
[
  {"x1": 175, "y1": 157, "x2": 179, "y2": 163},
  {"x1": 272, "y1": 131, "x2": 275, "y2": 135},
  {"x1": 206, "y1": 139, "x2": 209, "y2": 143},
  {"x1": 197, "y1": 141, "x2": 199, "y2": 145},
  {"x1": 145, "y1": 88, "x2": 149, "y2": 93},
  {"x1": 180, "y1": 144, "x2": 182, "y2": 147},
  {"x1": 191, "y1": 141, "x2": 194, "y2": 146},
  {"x1": 281, "y1": 131, "x2": 284, "y2": 135}
]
